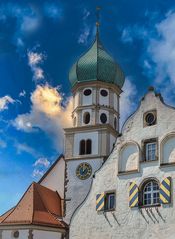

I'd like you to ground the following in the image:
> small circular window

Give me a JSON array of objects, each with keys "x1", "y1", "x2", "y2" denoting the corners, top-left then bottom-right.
[
  {"x1": 100, "y1": 113, "x2": 107, "y2": 124},
  {"x1": 100, "y1": 89, "x2": 108, "y2": 97},
  {"x1": 84, "y1": 89, "x2": 92, "y2": 96},
  {"x1": 145, "y1": 112, "x2": 156, "y2": 126},
  {"x1": 83, "y1": 112, "x2": 90, "y2": 124},
  {"x1": 13, "y1": 231, "x2": 19, "y2": 238}
]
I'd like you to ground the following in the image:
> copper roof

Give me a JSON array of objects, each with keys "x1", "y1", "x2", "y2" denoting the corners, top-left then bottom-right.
[{"x1": 0, "y1": 183, "x2": 67, "y2": 229}]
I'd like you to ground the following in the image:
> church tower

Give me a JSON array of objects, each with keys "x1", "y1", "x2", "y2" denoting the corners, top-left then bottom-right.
[{"x1": 64, "y1": 24, "x2": 125, "y2": 222}]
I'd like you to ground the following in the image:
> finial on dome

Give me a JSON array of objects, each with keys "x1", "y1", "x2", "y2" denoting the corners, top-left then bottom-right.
[{"x1": 96, "y1": 6, "x2": 101, "y2": 38}]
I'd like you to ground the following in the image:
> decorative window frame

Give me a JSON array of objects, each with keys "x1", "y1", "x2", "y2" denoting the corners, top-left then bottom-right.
[
  {"x1": 141, "y1": 138, "x2": 158, "y2": 163},
  {"x1": 138, "y1": 177, "x2": 161, "y2": 208},
  {"x1": 160, "y1": 132, "x2": 175, "y2": 167},
  {"x1": 118, "y1": 141, "x2": 140, "y2": 175},
  {"x1": 143, "y1": 109, "x2": 157, "y2": 127},
  {"x1": 104, "y1": 190, "x2": 116, "y2": 212}
]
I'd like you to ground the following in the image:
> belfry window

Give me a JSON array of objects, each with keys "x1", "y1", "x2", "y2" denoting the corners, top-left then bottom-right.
[
  {"x1": 114, "y1": 117, "x2": 117, "y2": 129},
  {"x1": 79, "y1": 139, "x2": 92, "y2": 155},
  {"x1": 100, "y1": 113, "x2": 107, "y2": 124},
  {"x1": 84, "y1": 89, "x2": 92, "y2": 96},
  {"x1": 79, "y1": 140, "x2": 85, "y2": 155},
  {"x1": 142, "y1": 180, "x2": 160, "y2": 206},
  {"x1": 83, "y1": 112, "x2": 90, "y2": 124},
  {"x1": 86, "y1": 139, "x2": 92, "y2": 154}
]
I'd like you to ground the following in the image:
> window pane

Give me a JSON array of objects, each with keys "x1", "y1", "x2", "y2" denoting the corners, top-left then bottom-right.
[
  {"x1": 146, "y1": 142, "x2": 156, "y2": 161},
  {"x1": 143, "y1": 181, "x2": 159, "y2": 206},
  {"x1": 105, "y1": 193, "x2": 115, "y2": 210}
]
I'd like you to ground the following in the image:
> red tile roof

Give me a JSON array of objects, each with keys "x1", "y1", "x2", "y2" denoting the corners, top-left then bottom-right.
[{"x1": 0, "y1": 183, "x2": 67, "y2": 229}]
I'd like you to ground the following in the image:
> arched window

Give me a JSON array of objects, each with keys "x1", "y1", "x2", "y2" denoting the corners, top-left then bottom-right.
[
  {"x1": 73, "y1": 117, "x2": 77, "y2": 126},
  {"x1": 142, "y1": 180, "x2": 159, "y2": 206},
  {"x1": 83, "y1": 112, "x2": 90, "y2": 124},
  {"x1": 79, "y1": 139, "x2": 92, "y2": 155},
  {"x1": 79, "y1": 140, "x2": 85, "y2": 155},
  {"x1": 86, "y1": 139, "x2": 92, "y2": 154}
]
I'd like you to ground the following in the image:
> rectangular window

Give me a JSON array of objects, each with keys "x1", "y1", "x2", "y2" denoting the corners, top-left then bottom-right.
[
  {"x1": 143, "y1": 138, "x2": 158, "y2": 162},
  {"x1": 146, "y1": 142, "x2": 156, "y2": 161},
  {"x1": 105, "y1": 192, "x2": 115, "y2": 211}
]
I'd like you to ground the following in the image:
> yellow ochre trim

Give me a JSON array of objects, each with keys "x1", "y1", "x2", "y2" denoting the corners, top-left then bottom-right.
[
  {"x1": 96, "y1": 193, "x2": 104, "y2": 205},
  {"x1": 160, "y1": 184, "x2": 170, "y2": 197}
]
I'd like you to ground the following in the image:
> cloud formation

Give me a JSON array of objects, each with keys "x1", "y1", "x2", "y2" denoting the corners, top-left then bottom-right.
[
  {"x1": 32, "y1": 169, "x2": 44, "y2": 178},
  {"x1": 33, "y1": 157, "x2": 50, "y2": 168},
  {"x1": 28, "y1": 51, "x2": 45, "y2": 81},
  {"x1": 120, "y1": 77, "x2": 137, "y2": 127},
  {"x1": 43, "y1": 2, "x2": 63, "y2": 20},
  {"x1": 78, "y1": 9, "x2": 95, "y2": 45},
  {"x1": 15, "y1": 142, "x2": 39, "y2": 157},
  {"x1": 13, "y1": 84, "x2": 73, "y2": 151},
  {"x1": 32, "y1": 157, "x2": 50, "y2": 178},
  {"x1": 0, "y1": 95, "x2": 15, "y2": 111},
  {"x1": 121, "y1": 10, "x2": 175, "y2": 104}
]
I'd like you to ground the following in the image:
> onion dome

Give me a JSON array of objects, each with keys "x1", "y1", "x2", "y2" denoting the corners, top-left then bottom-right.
[{"x1": 69, "y1": 29, "x2": 125, "y2": 89}]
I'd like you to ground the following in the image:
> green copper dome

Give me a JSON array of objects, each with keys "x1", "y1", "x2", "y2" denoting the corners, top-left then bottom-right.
[{"x1": 69, "y1": 33, "x2": 125, "y2": 88}]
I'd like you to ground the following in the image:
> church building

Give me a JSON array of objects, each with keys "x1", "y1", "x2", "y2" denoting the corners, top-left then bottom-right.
[{"x1": 1, "y1": 20, "x2": 175, "y2": 239}]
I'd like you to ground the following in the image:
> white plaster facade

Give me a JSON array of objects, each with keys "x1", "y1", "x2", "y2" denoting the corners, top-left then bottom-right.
[
  {"x1": 0, "y1": 227, "x2": 64, "y2": 239},
  {"x1": 64, "y1": 82, "x2": 121, "y2": 223},
  {"x1": 70, "y1": 89, "x2": 175, "y2": 239},
  {"x1": 40, "y1": 156, "x2": 65, "y2": 198}
]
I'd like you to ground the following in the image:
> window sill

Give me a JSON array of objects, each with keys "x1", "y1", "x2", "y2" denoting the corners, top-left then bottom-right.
[
  {"x1": 118, "y1": 170, "x2": 139, "y2": 176},
  {"x1": 140, "y1": 159, "x2": 158, "y2": 163},
  {"x1": 139, "y1": 204, "x2": 161, "y2": 209},
  {"x1": 104, "y1": 208, "x2": 115, "y2": 212},
  {"x1": 160, "y1": 162, "x2": 175, "y2": 167}
]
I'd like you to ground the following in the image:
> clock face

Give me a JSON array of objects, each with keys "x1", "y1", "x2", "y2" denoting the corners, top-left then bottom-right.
[{"x1": 76, "y1": 162, "x2": 92, "y2": 180}]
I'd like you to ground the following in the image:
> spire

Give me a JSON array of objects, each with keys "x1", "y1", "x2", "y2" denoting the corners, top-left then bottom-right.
[{"x1": 96, "y1": 6, "x2": 101, "y2": 40}]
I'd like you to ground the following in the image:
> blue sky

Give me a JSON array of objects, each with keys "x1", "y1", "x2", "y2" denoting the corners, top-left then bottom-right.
[{"x1": 1, "y1": 0, "x2": 175, "y2": 214}]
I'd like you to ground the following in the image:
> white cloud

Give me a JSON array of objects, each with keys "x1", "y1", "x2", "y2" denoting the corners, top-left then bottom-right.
[
  {"x1": 147, "y1": 11, "x2": 175, "y2": 85},
  {"x1": 27, "y1": 51, "x2": 45, "y2": 81},
  {"x1": 78, "y1": 9, "x2": 95, "y2": 45},
  {"x1": 32, "y1": 169, "x2": 44, "y2": 178},
  {"x1": 15, "y1": 142, "x2": 38, "y2": 157},
  {"x1": 121, "y1": 25, "x2": 148, "y2": 43},
  {"x1": 19, "y1": 90, "x2": 26, "y2": 97},
  {"x1": 43, "y1": 2, "x2": 63, "y2": 20},
  {"x1": 0, "y1": 95, "x2": 15, "y2": 111},
  {"x1": 33, "y1": 157, "x2": 50, "y2": 168},
  {"x1": 13, "y1": 84, "x2": 73, "y2": 151},
  {"x1": 120, "y1": 77, "x2": 137, "y2": 127}
]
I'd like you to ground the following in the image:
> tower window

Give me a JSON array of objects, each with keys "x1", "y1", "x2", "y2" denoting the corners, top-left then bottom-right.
[
  {"x1": 100, "y1": 89, "x2": 108, "y2": 97},
  {"x1": 83, "y1": 112, "x2": 90, "y2": 124},
  {"x1": 84, "y1": 89, "x2": 92, "y2": 96},
  {"x1": 100, "y1": 113, "x2": 107, "y2": 124},
  {"x1": 73, "y1": 117, "x2": 77, "y2": 126},
  {"x1": 86, "y1": 139, "x2": 92, "y2": 154},
  {"x1": 80, "y1": 140, "x2": 85, "y2": 155},
  {"x1": 142, "y1": 180, "x2": 159, "y2": 206},
  {"x1": 79, "y1": 139, "x2": 92, "y2": 155},
  {"x1": 114, "y1": 117, "x2": 117, "y2": 129}
]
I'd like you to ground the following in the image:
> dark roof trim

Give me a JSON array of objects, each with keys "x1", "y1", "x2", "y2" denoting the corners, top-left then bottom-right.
[{"x1": 38, "y1": 154, "x2": 65, "y2": 184}]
